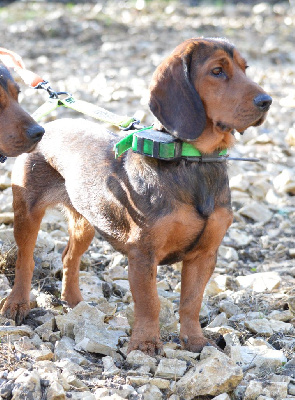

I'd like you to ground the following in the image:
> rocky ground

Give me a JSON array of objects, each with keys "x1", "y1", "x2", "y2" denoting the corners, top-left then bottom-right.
[{"x1": 0, "y1": 1, "x2": 295, "y2": 399}]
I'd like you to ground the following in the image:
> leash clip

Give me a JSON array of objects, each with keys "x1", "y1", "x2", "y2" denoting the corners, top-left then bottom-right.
[
  {"x1": 34, "y1": 80, "x2": 60, "y2": 99},
  {"x1": 120, "y1": 119, "x2": 141, "y2": 131}
]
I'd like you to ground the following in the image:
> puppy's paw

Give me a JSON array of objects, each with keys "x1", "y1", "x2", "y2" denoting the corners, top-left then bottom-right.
[
  {"x1": 127, "y1": 337, "x2": 164, "y2": 356},
  {"x1": 1, "y1": 298, "x2": 30, "y2": 325},
  {"x1": 180, "y1": 334, "x2": 219, "y2": 353},
  {"x1": 61, "y1": 291, "x2": 83, "y2": 308}
]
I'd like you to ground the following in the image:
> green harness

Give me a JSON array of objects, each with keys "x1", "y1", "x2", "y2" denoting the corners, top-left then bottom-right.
[{"x1": 114, "y1": 126, "x2": 228, "y2": 161}]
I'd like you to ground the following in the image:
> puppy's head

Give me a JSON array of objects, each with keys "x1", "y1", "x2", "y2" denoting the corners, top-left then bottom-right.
[
  {"x1": 0, "y1": 63, "x2": 44, "y2": 157},
  {"x1": 149, "y1": 38, "x2": 272, "y2": 145}
]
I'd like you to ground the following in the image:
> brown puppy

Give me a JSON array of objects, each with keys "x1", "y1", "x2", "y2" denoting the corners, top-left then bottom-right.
[
  {"x1": 1, "y1": 38, "x2": 271, "y2": 355},
  {"x1": 0, "y1": 64, "x2": 44, "y2": 157}
]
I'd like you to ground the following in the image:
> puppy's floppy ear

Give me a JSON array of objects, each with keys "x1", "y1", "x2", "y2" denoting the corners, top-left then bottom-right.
[{"x1": 148, "y1": 41, "x2": 206, "y2": 141}]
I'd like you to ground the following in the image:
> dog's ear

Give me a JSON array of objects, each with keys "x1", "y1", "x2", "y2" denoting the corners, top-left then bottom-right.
[{"x1": 148, "y1": 41, "x2": 206, "y2": 141}]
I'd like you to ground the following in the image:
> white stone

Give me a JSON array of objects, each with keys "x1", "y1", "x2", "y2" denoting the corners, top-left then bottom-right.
[
  {"x1": 137, "y1": 384, "x2": 163, "y2": 400},
  {"x1": 205, "y1": 275, "x2": 227, "y2": 296},
  {"x1": 228, "y1": 228, "x2": 253, "y2": 246},
  {"x1": 211, "y1": 394, "x2": 231, "y2": 400},
  {"x1": 273, "y1": 169, "x2": 295, "y2": 195},
  {"x1": 102, "y1": 356, "x2": 120, "y2": 376},
  {"x1": 245, "y1": 318, "x2": 293, "y2": 336},
  {"x1": 126, "y1": 350, "x2": 157, "y2": 373},
  {"x1": 54, "y1": 337, "x2": 89, "y2": 366},
  {"x1": 74, "y1": 321, "x2": 125, "y2": 356},
  {"x1": 239, "y1": 202, "x2": 273, "y2": 224},
  {"x1": 149, "y1": 378, "x2": 170, "y2": 390},
  {"x1": 176, "y1": 347, "x2": 243, "y2": 398},
  {"x1": 267, "y1": 309, "x2": 293, "y2": 321},
  {"x1": 245, "y1": 380, "x2": 288, "y2": 400},
  {"x1": 207, "y1": 312, "x2": 228, "y2": 328},
  {"x1": 0, "y1": 274, "x2": 10, "y2": 295},
  {"x1": 111, "y1": 384, "x2": 137, "y2": 398},
  {"x1": 230, "y1": 344, "x2": 287, "y2": 373},
  {"x1": 113, "y1": 279, "x2": 130, "y2": 294},
  {"x1": 218, "y1": 246, "x2": 239, "y2": 261},
  {"x1": 12, "y1": 370, "x2": 42, "y2": 400},
  {"x1": 163, "y1": 347, "x2": 199, "y2": 362},
  {"x1": 55, "y1": 301, "x2": 105, "y2": 338},
  {"x1": 0, "y1": 325, "x2": 34, "y2": 339},
  {"x1": 229, "y1": 174, "x2": 250, "y2": 191},
  {"x1": 155, "y1": 358, "x2": 187, "y2": 379},
  {"x1": 235, "y1": 272, "x2": 281, "y2": 292},
  {"x1": 94, "y1": 387, "x2": 110, "y2": 398},
  {"x1": 219, "y1": 300, "x2": 242, "y2": 317},
  {"x1": 46, "y1": 380, "x2": 66, "y2": 400},
  {"x1": 78, "y1": 271, "x2": 104, "y2": 302}
]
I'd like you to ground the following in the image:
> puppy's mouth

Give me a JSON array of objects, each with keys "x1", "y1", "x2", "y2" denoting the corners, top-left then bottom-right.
[
  {"x1": 0, "y1": 142, "x2": 38, "y2": 159},
  {"x1": 252, "y1": 114, "x2": 266, "y2": 127},
  {"x1": 215, "y1": 112, "x2": 268, "y2": 136},
  {"x1": 215, "y1": 121, "x2": 235, "y2": 134}
]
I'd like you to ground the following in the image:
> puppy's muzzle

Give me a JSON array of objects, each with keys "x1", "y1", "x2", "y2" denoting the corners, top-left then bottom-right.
[
  {"x1": 253, "y1": 94, "x2": 272, "y2": 112},
  {"x1": 26, "y1": 124, "x2": 45, "y2": 143}
]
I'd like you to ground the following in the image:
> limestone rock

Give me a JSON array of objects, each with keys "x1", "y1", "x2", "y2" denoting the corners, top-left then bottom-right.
[
  {"x1": 46, "y1": 380, "x2": 66, "y2": 400},
  {"x1": 76, "y1": 270, "x2": 104, "y2": 303},
  {"x1": 219, "y1": 300, "x2": 242, "y2": 317},
  {"x1": 239, "y1": 202, "x2": 273, "y2": 224},
  {"x1": 0, "y1": 325, "x2": 34, "y2": 340},
  {"x1": 54, "y1": 337, "x2": 89, "y2": 365},
  {"x1": 205, "y1": 275, "x2": 228, "y2": 296},
  {"x1": 230, "y1": 344, "x2": 287, "y2": 372},
  {"x1": 218, "y1": 246, "x2": 239, "y2": 261},
  {"x1": 74, "y1": 320, "x2": 125, "y2": 356},
  {"x1": 176, "y1": 347, "x2": 243, "y2": 398},
  {"x1": 55, "y1": 301, "x2": 105, "y2": 338},
  {"x1": 155, "y1": 358, "x2": 187, "y2": 379},
  {"x1": 126, "y1": 350, "x2": 157, "y2": 373},
  {"x1": 137, "y1": 384, "x2": 163, "y2": 400},
  {"x1": 245, "y1": 318, "x2": 293, "y2": 336},
  {"x1": 236, "y1": 272, "x2": 281, "y2": 292},
  {"x1": 244, "y1": 380, "x2": 288, "y2": 400},
  {"x1": 207, "y1": 312, "x2": 228, "y2": 328},
  {"x1": 12, "y1": 370, "x2": 42, "y2": 400},
  {"x1": 102, "y1": 356, "x2": 120, "y2": 377},
  {"x1": 273, "y1": 169, "x2": 295, "y2": 195},
  {"x1": 212, "y1": 394, "x2": 231, "y2": 400}
]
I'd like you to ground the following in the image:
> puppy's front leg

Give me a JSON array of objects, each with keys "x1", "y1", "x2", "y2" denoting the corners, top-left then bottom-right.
[
  {"x1": 127, "y1": 247, "x2": 162, "y2": 356},
  {"x1": 179, "y1": 207, "x2": 233, "y2": 352},
  {"x1": 1, "y1": 200, "x2": 45, "y2": 325}
]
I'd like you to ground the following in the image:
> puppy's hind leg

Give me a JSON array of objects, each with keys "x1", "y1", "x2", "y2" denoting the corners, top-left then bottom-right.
[
  {"x1": 61, "y1": 207, "x2": 95, "y2": 307},
  {"x1": 1, "y1": 153, "x2": 66, "y2": 324}
]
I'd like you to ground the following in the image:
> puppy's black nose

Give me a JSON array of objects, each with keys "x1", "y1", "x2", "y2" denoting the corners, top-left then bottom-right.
[
  {"x1": 26, "y1": 124, "x2": 45, "y2": 142},
  {"x1": 253, "y1": 94, "x2": 272, "y2": 112}
]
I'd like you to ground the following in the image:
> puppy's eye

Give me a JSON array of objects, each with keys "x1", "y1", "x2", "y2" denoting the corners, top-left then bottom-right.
[{"x1": 211, "y1": 67, "x2": 223, "y2": 76}]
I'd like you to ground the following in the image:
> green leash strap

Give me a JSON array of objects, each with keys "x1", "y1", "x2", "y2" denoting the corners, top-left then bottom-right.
[
  {"x1": 32, "y1": 97, "x2": 60, "y2": 122},
  {"x1": 32, "y1": 95, "x2": 136, "y2": 129}
]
